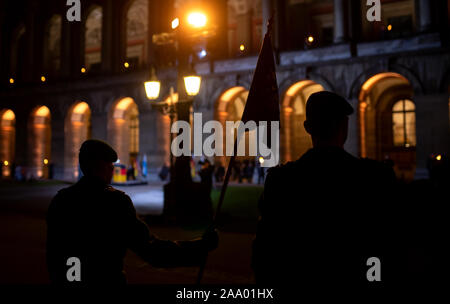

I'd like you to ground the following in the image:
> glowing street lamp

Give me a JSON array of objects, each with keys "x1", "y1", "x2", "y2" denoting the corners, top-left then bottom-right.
[
  {"x1": 183, "y1": 74, "x2": 201, "y2": 96},
  {"x1": 172, "y1": 18, "x2": 179, "y2": 29},
  {"x1": 187, "y1": 12, "x2": 207, "y2": 28},
  {"x1": 144, "y1": 67, "x2": 161, "y2": 100}
]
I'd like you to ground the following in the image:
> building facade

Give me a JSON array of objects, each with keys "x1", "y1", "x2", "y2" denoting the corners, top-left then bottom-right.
[{"x1": 0, "y1": 0, "x2": 449, "y2": 182}]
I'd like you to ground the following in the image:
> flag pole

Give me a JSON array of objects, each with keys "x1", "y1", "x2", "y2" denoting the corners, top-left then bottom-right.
[
  {"x1": 196, "y1": 13, "x2": 275, "y2": 284},
  {"x1": 196, "y1": 139, "x2": 237, "y2": 284}
]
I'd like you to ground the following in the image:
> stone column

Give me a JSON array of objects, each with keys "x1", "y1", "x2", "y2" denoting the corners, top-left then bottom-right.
[
  {"x1": 333, "y1": 0, "x2": 347, "y2": 43},
  {"x1": 14, "y1": 111, "x2": 29, "y2": 168},
  {"x1": 418, "y1": 0, "x2": 432, "y2": 32},
  {"x1": 90, "y1": 111, "x2": 108, "y2": 142},
  {"x1": 50, "y1": 114, "x2": 65, "y2": 180}
]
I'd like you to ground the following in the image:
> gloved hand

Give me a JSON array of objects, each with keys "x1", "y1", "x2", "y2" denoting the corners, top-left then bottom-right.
[{"x1": 201, "y1": 226, "x2": 219, "y2": 251}]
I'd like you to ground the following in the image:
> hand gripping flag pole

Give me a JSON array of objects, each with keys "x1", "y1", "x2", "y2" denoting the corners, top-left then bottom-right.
[{"x1": 196, "y1": 14, "x2": 280, "y2": 284}]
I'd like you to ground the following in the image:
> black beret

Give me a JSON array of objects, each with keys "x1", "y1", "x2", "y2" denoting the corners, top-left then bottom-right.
[
  {"x1": 306, "y1": 91, "x2": 354, "y2": 122},
  {"x1": 79, "y1": 139, "x2": 118, "y2": 164}
]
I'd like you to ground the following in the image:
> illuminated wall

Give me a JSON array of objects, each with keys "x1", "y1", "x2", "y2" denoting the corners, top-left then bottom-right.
[
  {"x1": 108, "y1": 98, "x2": 139, "y2": 167},
  {"x1": 0, "y1": 109, "x2": 16, "y2": 177},
  {"x1": 64, "y1": 102, "x2": 91, "y2": 180},
  {"x1": 29, "y1": 106, "x2": 51, "y2": 179},
  {"x1": 281, "y1": 80, "x2": 324, "y2": 162}
]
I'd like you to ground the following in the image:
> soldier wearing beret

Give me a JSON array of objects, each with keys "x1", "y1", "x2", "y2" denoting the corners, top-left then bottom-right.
[
  {"x1": 252, "y1": 91, "x2": 399, "y2": 287},
  {"x1": 46, "y1": 139, "x2": 218, "y2": 285}
]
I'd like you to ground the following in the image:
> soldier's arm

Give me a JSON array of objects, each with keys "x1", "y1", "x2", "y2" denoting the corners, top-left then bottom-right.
[{"x1": 121, "y1": 194, "x2": 209, "y2": 268}]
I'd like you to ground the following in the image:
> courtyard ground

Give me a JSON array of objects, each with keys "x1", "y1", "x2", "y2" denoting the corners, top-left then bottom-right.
[{"x1": 0, "y1": 180, "x2": 263, "y2": 284}]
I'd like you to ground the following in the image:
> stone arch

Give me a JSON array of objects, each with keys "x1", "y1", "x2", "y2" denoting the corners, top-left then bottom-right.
[
  {"x1": 214, "y1": 86, "x2": 250, "y2": 167},
  {"x1": 0, "y1": 109, "x2": 16, "y2": 178},
  {"x1": 28, "y1": 106, "x2": 52, "y2": 179},
  {"x1": 349, "y1": 63, "x2": 424, "y2": 99},
  {"x1": 359, "y1": 72, "x2": 416, "y2": 181},
  {"x1": 64, "y1": 101, "x2": 92, "y2": 180},
  {"x1": 108, "y1": 97, "x2": 139, "y2": 168},
  {"x1": 281, "y1": 80, "x2": 325, "y2": 162}
]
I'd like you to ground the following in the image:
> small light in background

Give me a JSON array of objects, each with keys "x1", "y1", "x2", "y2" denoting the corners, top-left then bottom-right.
[
  {"x1": 307, "y1": 35, "x2": 314, "y2": 43},
  {"x1": 239, "y1": 44, "x2": 245, "y2": 52},
  {"x1": 3, "y1": 160, "x2": 8, "y2": 166},
  {"x1": 81, "y1": 67, "x2": 86, "y2": 73},
  {"x1": 41, "y1": 76, "x2": 46, "y2": 82},
  {"x1": 172, "y1": 18, "x2": 179, "y2": 29},
  {"x1": 387, "y1": 24, "x2": 393, "y2": 31},
  {"x1": 258, "y1": 157, "x2": 264, "y2": 165},
  {"x1": 199, "y1": 49, "x2": 207, "y2": 58},
  {"x1": 436, "y1": 154, "x2": 442, "y2": 161},
  {"x1": 43, "y1": 158, "x2": 49, "y2": 165},
  {"x1": 124, "y1": 62, "x2": 130, "y2": 68},
  {"x1": 9, "y1": 78, "x2": 14, "y2": 84}
]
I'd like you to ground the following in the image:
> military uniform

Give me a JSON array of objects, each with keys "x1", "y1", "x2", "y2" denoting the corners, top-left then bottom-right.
[
  {"x1": 47, "y1": 175, "x2": 209, "y2": 285},
  {"x1": 252, "y1": 146, "x2": 399, "y2": 287}
]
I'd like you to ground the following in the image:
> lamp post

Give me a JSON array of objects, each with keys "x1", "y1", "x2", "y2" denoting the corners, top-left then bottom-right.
[{"x1": 144, "y1": 11, "x2": 207, "y2": 181}]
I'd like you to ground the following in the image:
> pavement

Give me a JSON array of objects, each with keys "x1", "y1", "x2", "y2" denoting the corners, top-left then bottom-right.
[{"x1": 0, "y1": 180, "x2": 256, "y2": 284}]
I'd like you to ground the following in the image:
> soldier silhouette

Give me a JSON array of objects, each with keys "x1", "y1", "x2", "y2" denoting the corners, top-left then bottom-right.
[
  {"x1": 252, "y1": 91, "x2": 400, "y2": 288},
  {"x1": 46, "y1": 139, "x2": 218, "y2": 285}
]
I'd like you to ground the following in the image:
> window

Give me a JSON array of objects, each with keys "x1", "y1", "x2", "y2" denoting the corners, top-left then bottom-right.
[
  {"x1": 44, "y1": 15, "x2": 62, "y2": 74},
  {"x1": 126, "y1": 0, "x2": 149, "y2": 68},
  {"x1": 85, "y1": 7, "x2": 102, "y2": 70},
  {"x1": 392, "y1": 99, "x2": 416, "y2": 147}
]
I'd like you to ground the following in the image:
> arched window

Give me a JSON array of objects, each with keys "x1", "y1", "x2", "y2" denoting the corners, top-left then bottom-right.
[
  {"x1": 392, "y1": 99, "x2": 416, "y2": 147},
  {"x1": 109, "y1": 98, "x2": 139, "y2": 168},
  {"x1": 44, "y1": 15, "x2": 62, "y2": 74},
  {"x1": 282, "y1": 80, "x2": 324, "y2": 162},
  {"x1": 126, "y1": 0, "x2": 149, "y2": 68},
  {"x1": 65, "y1": 102, "x2": 91, "y2": 180},
  {"x1": 85, "y1": 6, "x2": 102, "y2": 70},
  {"x1": 29, "y1": 106, "x2": 51, "y2": 179},
  {"x1": 1, "y1": 109, "x2": 16, "y2": 177}
]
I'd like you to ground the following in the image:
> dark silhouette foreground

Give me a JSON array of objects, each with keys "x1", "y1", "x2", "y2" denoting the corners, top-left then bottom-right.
[
  {"x1": 46, "y1": 140, "x2": 217, "y2": 285},
  {"x1": 252, "y1": 91, "x2": 402, "y2": 287}
]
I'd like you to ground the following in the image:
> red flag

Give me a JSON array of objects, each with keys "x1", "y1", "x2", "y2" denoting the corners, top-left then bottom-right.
[{"x1": 241, "y1": 31, "x2": 280, "y2": 126}]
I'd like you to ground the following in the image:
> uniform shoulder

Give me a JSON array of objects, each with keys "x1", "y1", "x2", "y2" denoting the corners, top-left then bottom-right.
[
  {"x1": 359, "y1": 157, "x2": 396, "y2": 180},
  {"x1": 104, "y1": 185, "x2": 130, "y2": 200},
  {"x1": 266, "y1": 160, "x2": 297, "y2": 176}
]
